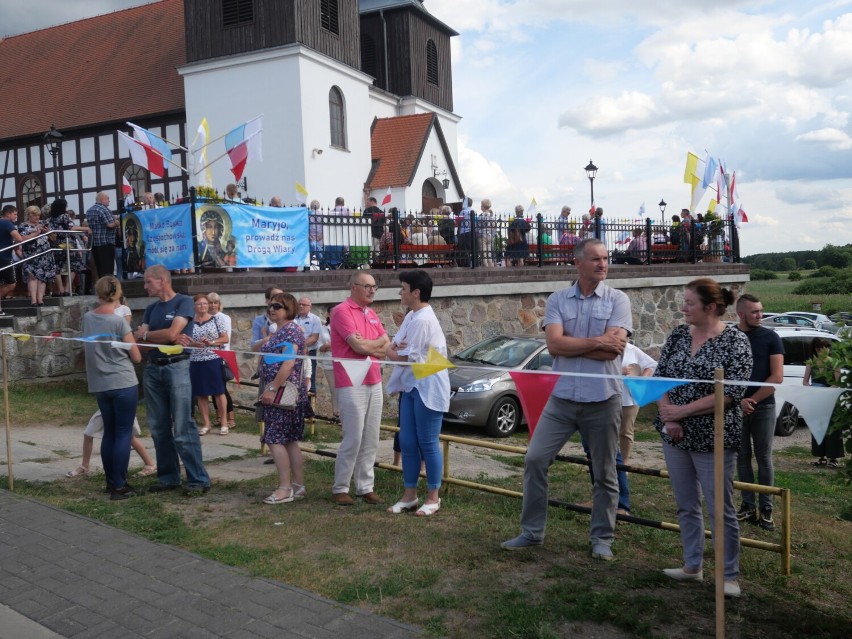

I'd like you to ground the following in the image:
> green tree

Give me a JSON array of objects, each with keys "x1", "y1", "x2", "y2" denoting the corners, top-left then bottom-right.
[
  {"x1": 788, "y1": 271, "x2": 802, "y2": 281},
  {"x1": 820, "y1": 245, "x2": 851, "y2": 269},
  {"x1": 780, "y1": 257, "x2": 797, "y2": 272},
  {"x1": 804, "y1": 259, "x2": 817, "y2": 270}
]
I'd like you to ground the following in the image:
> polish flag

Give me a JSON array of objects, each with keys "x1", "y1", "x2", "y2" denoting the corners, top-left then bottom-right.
[
  {"x1": 381, "y1": 187, "x2": 392, "y2": 207},
  {"x1": 118, "y1": 131, "x2": 165, "y2": 178},
  {"x1": 121, "y1": 176, "x2": 133, "y2": 196}
]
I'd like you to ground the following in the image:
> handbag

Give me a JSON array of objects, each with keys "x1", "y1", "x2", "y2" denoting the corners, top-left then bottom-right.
[
  {"x1": 221, "y1": 358, "x2": 235, "y2": 382},
  {"x1": 266, "y1": 350, "x2": 306, "y2": 409}
]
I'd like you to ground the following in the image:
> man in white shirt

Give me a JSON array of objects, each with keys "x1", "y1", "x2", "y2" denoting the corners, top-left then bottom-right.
[{"x1": 295, "y1": 296, "x2": 322, "y2": 394}]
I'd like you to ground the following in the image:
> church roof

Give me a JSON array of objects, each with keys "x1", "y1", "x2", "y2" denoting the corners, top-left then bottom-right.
[
  {"x1": 367, "y1": 112, "x2": 461, "y2": 192},
  {"x1": 359, "y1": 0, "x2": 458, "y2": 36},
  {"x1": 0, "y1": 0, "x2": 185, "y2": 142}
]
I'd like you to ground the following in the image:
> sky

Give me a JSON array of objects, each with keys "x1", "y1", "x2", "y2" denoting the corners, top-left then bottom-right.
[{"x1": 3, "y1": 0, "x2": 851, "y2": 256}]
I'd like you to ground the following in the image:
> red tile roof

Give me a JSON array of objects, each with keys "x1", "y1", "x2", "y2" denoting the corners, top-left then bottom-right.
[
  {"x1": 0, "y1": 0, "x2": 185, "y2": 141},
  {"x1": 367, "y1": 112, "x2": 435, "y2": 189}
]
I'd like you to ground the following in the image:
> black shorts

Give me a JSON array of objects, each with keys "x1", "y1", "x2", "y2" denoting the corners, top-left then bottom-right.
[{"x1": 0, "y1": 260, "x2": 15, "y2": 285}]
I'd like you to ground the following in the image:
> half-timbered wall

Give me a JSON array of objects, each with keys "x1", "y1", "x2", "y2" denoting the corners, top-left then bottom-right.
[{"x1": 0, "y1": 116, "x2": 188, "y2": 221}]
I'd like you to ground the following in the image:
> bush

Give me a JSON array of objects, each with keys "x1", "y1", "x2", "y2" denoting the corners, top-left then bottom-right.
[
  {"x1": 780, "y1": 257, "x2": 797, "y2": 272},
  {"x1": 751, "y1": 269, "x2": 778, "y2": 280},
  {"x1": 812, "y1": 265, "x2": 837, "y2": 278},
  {"x1": 793, "y1": 275, "x2": 852, "y2": 295},
  {"x1": 788, "y1": 271, "x2": 802, "y2": 281},
  {"x1": 804, "y1": 260, "x2": 817, "y2": 270}
]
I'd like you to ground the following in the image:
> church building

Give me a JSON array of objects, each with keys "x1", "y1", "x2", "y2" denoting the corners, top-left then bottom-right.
[{"x1": 0, "y1": 0, "x2": 463, "y2": 217}]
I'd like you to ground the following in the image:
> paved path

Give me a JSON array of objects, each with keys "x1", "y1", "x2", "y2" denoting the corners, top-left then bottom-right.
[{"x1": 0, "y1": 490, "x2": 421, "y2": 638}]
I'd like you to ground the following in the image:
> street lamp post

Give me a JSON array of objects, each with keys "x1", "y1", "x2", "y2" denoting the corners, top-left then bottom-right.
[
  {"x1": 584, "y1": 160, "x2": 598, "y2": 210},
  {"x1": 43, "y1": 125, "x2": 63, "y2": 199},
  {"x1": 659, "y1": 198, "x2": 667, "y2": 225}
]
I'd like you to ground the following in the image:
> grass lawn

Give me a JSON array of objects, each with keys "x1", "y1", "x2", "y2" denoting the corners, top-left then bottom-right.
[
  {"x1": 5, "y1": 381, "x2": 852, "y2": 638},
  {"x1": 745, "y1": 273, "x2": 848, "y2": 314}
]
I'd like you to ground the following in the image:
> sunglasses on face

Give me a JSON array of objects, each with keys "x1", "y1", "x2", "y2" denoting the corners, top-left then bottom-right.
[{"x1": 268, "y1": 303, "x2": 285, "y2": 311}]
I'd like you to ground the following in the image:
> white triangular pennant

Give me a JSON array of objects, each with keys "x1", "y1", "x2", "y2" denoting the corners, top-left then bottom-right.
[
  {"x1": 339, "y1": 358, "x2": 373, "y2": 387},
  {"x1": 773, "y1": 386, "x2": 847, "y2": 445}
]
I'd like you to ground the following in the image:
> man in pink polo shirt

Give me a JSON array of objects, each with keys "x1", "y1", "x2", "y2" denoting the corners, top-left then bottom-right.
[{"x1": 330, "y1": 272, "x2": 390, "y2": 505}]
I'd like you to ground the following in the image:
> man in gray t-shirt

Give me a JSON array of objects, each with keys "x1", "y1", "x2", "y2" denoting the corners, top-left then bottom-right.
[{"x1": 502, "y1": 239, "x2": 632, "y2": 560}]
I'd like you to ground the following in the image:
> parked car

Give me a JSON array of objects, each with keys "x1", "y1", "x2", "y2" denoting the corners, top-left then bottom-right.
[
  {"x1": 443, "y1": 335, "x2": 552, "y2": 437},
  {"x1": 782, "y1": 312, "x2": 839, "y2": 333},
  {"x1": 762, "y1": 314, "x2": 819, "y2": 330},
  {"x1": 771, "y1": 327, "x2": 843, "y2": 436}
]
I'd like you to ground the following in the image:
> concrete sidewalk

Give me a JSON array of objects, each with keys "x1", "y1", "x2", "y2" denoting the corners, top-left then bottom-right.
[{"x1": 0, "y1": 490, "x2": 421, "y2": 638}]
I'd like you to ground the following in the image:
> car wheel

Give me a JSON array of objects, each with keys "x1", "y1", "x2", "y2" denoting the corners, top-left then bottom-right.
[
  {"x1": 485, "y1": 396, "x2": 520, "y2": 438},
  {"x1": 774, "y1": 402, "x2": 799, "y2": 437}
]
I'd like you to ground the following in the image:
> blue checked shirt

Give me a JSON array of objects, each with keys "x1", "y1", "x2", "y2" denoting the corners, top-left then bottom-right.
[{"x1": 86, "y1": 202, "x2": 115, "y2": 246}]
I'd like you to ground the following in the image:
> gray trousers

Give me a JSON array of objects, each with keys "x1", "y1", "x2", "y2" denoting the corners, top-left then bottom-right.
[
  {"x1": 333, "y1": 384, "x2": 383, "y2": 495},
  {"x1": 663, "y1": 442, "x2": 740, "y2": 580},
  {"x1": 737, "y1": 403, "x2": 775, "y2": 510},
  {"x1": 518, "y1": 395, "x2": 621, "y2": 547}
]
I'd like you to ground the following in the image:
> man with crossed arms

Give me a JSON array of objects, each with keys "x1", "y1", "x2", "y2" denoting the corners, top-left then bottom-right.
[{"x1": 502, "y1": 238, "x2": 632, "y2": 560}]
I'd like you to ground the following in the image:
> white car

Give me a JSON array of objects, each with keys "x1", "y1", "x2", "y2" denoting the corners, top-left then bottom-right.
[
  {"x1": 782, "y1": 312, "x2": 840, "y2": 333},
  {"x1": 771, "y1": 327, "x2": 843, "y2": 436}
]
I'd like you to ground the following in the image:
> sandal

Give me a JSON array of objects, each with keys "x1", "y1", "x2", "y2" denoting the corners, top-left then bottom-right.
[
  {"x1": 138, "y1": 465, "x2": 157, "y2": 477},
  {"x1": 219, "y1": 425, "x2": 230, "y2": 436},
  {"x1": 811, "y1": 458, "x2": 827, "y2": 466},
  {"x1": 293, "y1": 483, "x2": 307, "y2": 500},
  {"x1": 827, "y1": 459, "x2": 840, "y2": 469},
  {"x1": 263, "y1": 487, "x2": 294, "y2": 504},
  {"x1": 387, "y1": 498, "x2": 420, "y2": 514},
  {"x1": 415, "y1": 499, "x2": 441, "y2": 517},
  {"x1": 66, "y1": 465, "x2": 89, "y2": 478},
  {"x1": 198, "y1": 426, "x2": 210, "y2": 436}
]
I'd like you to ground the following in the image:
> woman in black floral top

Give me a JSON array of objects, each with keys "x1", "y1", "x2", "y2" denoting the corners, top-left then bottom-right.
[{"x1": 654, "y1": 278, "x2": 752, "y2": 599}]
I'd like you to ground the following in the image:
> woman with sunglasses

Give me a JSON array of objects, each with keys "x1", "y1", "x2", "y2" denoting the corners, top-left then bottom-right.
[{"x1": 258, "y1": 293, "x2": 308, "y2": 504}]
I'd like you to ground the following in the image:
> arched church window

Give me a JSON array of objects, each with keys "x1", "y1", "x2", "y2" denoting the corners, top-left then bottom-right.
[
  {"x1": 422, "y1": 180, "x2": 437, "y2": 198},
  {"x1": 329, "y1": 86, "x2": 347, "y2": 149},
  {"x1": 125, "y1": 164, "x2": 149, "y2": 201},
  {"x1": 20, "y1": 175, "x2": 43, "y2": 209},
  {"x1": 426, "y1": 39, "x2": 439, "y2": 86}
]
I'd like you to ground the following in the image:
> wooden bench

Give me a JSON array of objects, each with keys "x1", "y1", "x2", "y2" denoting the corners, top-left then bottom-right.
[
  {"x1": 524, "y1": 244, "x2": 575, "y2": 265},
  {"x1": 650, "y1": 243, "x2": 680, "y2": 263},
  {"x1": 371, "y1": 244, "x2": 455, "y2": 268}
]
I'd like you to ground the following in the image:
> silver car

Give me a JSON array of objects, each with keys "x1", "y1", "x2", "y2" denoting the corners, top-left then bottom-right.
[{"x1": 443, "y1": 335, "x2": 552, "y2": 437}]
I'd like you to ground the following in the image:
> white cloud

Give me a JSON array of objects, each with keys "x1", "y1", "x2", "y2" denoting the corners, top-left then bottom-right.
[{"x1": 795, "y1": 128, "x2": 852, "y2": 149}]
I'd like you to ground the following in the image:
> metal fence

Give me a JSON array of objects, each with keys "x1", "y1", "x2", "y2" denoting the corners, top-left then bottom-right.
[{"x1": 305, "y1": 209, "x2": 741, "y2": 270}]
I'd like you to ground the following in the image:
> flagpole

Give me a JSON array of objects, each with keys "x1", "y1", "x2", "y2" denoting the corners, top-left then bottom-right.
[
  {"x1": 193, "y1": 114, "x2": 264, "y2": 153},
  {"x1": 195, "y1": 129, "x2": 263, "y2": 176},
  {"x1": 126, "y1": 121, "x2": 189, "y2": 151}
]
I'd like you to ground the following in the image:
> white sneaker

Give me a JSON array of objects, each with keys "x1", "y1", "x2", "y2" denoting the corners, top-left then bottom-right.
[
  {"x1": 663, "y1": 568, "x2": 703, "y2": 582},
  {"x1": 724, "y1": 580, "x2": 742, "y2": 598}
]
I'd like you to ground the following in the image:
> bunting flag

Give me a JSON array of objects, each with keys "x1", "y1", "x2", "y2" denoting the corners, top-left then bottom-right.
[
  {"x1": 339, "y1": 358, "x2": 373, "y2": 388},
  {"x1": 119, "y1": 131, "x2": 166, "y2": 178},
  {"x1": 263, "y1": 342, "x2": 298, "y2": 363},
  {"x1": 214, "y1": 349, "x2": 241, "y2": 385},
  {"x1": 128, "y1": 123, "x2": 173, "y2": 164},
  {"x1": 509, "y1": 371, "x2": 559, "y2": 439},
  {"x1": 225, "y1": 116, "x2": 263, "y2": 182},
  {"x1": 80, "y1": 333, "x2": 117, "y2": 342},
  {"x1": 730, "y1": 171, "x2": 748, "y2": 224},
  {"x1": 194, "y1": 117, "x2": 213, "y2": 188},
  {"x1": 10, "y1": 333, "x2": 31, "y2": 341},
  {"x1": 295, "y1": 182, "x2": 309, "y2": 204},
  {"x1": 157, "y1": 345, "x2": 184, "y2": 355},
  {"x1": 683, "y1": 151, "x2": 705, "y2": 211},
  {"x1": 623, "y1": 378, "x2": 688, "y2": 407},
  {"x1": 773, "y1": 386, "x2": 846, "y2": 445},
  {"x1": 412, "y1": 347, "x2": 455, "y2": 379},
  {"x1": 381, "y1": 187, "x2": 392, "y2": 207},
  {"x1": 122, "y1": 176, "x2": 133, "y2": 196}
]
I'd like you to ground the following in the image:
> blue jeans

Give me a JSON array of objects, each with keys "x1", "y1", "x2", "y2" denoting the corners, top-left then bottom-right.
[
  {"x1": 519, "y1": 395, "x2": 621, "y2": 547},
  {"x1": 399, "y1": 388, "x2": 443, "y2": 490},
  {"x1": 308, "y1": 350, "x2": 318, "y2": 393},
  {"x1": 582, "y1": 437, "x2": 630, "y2": 512},
  {"x1": 114, "y1": 247, "x2": 124, "y2": 279},
  {"x1": 96, "y1": 385, "x2": 138, "y2": 490},
  {"x1": 737, "y1": 402, "x2": 775, "y2": 510},
  {"x1": 143, "y1": 359, "x2": 209, "y2": 488},
  {"x1": 663, "y1": 442, "x2": 740, "y2": 580}
]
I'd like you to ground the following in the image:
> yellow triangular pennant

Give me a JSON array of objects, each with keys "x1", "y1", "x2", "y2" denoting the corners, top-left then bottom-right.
[
  {"x1": 157, "y1": 345, "x2": 184, "y2": 355},
  {"x1": 412, "y1": 347, "x2": 455, "y2": 379}
]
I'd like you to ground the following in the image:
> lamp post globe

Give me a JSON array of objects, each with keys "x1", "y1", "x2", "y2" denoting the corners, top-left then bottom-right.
[{"x1": 584, "y1": 160, "x2": 598, "y2": 209}]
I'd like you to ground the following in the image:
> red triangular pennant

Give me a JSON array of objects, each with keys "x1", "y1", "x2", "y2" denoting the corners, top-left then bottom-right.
[
  {"x1": 213, "y1": 349, "x2": 240, "y2": 386},
  {"x1": 509, "y1": 371, "x2": 559, "y2": 439}
]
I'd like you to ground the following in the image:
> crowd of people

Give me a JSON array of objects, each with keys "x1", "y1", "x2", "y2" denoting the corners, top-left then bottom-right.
[{"x1": 62, "y1": 238, "x2": 839, "y2": 599}]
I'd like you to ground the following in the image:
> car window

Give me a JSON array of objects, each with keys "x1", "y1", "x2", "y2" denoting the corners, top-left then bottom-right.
[
  {"x1": 525, "y1": 351, "x2": 553, "y2": 371},
  {"x1": 781, "y1": 336, "x2": 816, "y2": 366}
]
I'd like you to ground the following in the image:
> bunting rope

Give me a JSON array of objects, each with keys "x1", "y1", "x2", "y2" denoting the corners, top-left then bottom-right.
[{"x1": 3, "y1": 331, "x2": 846, "y2": 444}]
